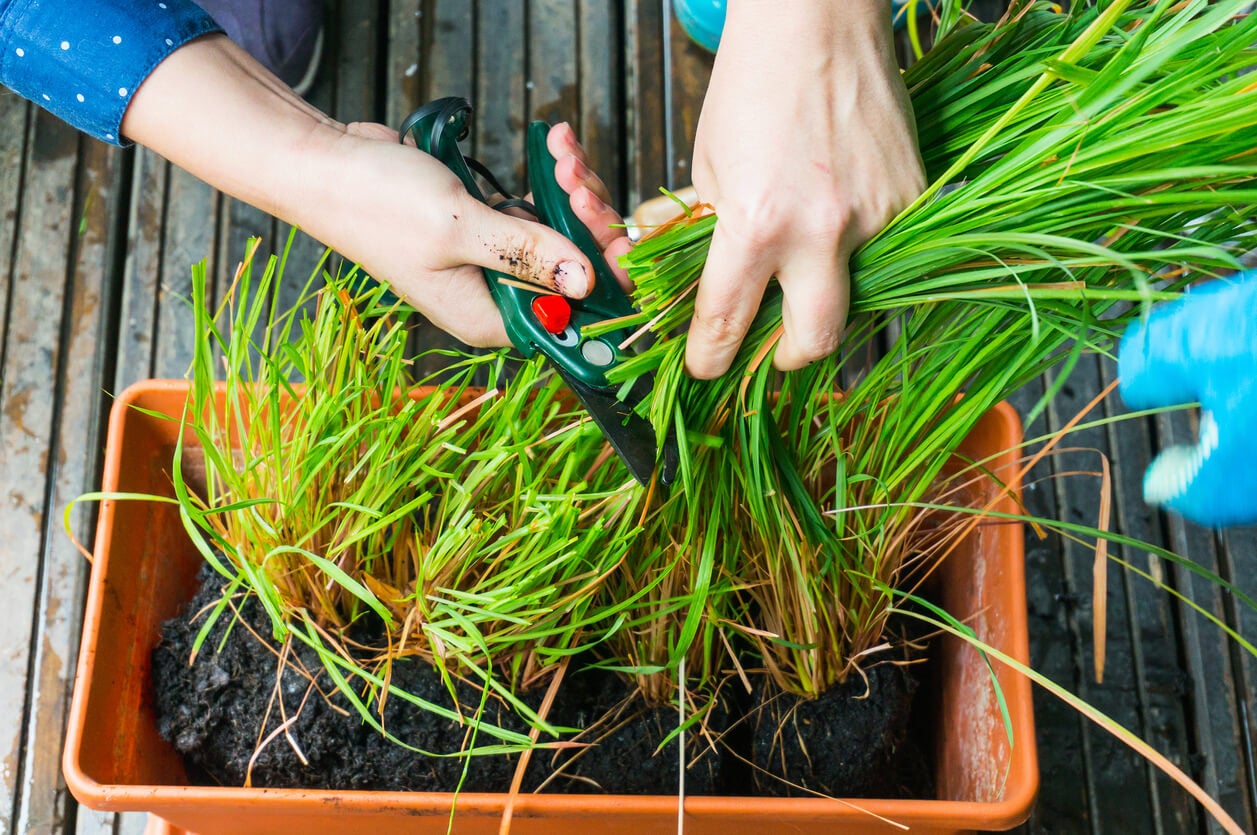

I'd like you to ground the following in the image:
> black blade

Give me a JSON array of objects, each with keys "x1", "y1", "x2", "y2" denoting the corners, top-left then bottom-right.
[{"x1": 557, "y1": 366, "x2": 660, "y2": 487}]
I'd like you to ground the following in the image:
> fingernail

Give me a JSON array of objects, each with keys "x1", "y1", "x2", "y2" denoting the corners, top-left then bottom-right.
[
  {"x1": 556, "y1": 122, "x2": 579, "y2": 151},
  {"x1": 555, "y1": 260, "x2": 590, "y2": 297}
]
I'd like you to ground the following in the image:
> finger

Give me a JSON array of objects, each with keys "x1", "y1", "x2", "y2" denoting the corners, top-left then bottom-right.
[
  {"x1": 685, "y1": 221, "x2": 774, "y2": 379},
  {"x1": 455, "y1": 197, "x2": 594, "y2": 299},
  {"x1": 571, "y1": 185, "x2": 627, "y2": 252},
  {"x1": 547, "y1": 122, "x2": 587, "y2": 167},
  {"x1": 548, "y1": 122, "x2": 616, "y2": 207},
  {"x1": 603, "y1": 236, "x2": 635, "y2": 293},
  {"x1": 570, "y1": 185, "x2": 633, "y2": 290},
  {"x1": 772, "y1": 254, "x2": 849, "y2": 371},
  {"x1": 554, "y1": 152, "x2": 615, "y2": 207},
  {"x1": 1149, "y1": 405, "x2": 1257, "y2": 526}
]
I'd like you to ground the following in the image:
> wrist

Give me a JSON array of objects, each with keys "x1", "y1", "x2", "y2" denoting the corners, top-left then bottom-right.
[
  {"x1": 726, "y1": 0, "x2": 892, "y2": 34},
  {"x1": 721, "y1": 0, "x2": 896, "y2": 68}
]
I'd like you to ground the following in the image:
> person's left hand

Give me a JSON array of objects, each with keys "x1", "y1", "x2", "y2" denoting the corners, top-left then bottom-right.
[
  {"x1": 686, "y1": 0, "x2": 926, "y2": 378},
  {"x1": 119, "y1": 34, "x2": 633, "y2": 347}
]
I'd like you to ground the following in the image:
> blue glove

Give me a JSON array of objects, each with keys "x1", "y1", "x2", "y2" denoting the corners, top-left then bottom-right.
[{"x1": 1118, "y1": 272, "x2": 1257, "y2": 527}]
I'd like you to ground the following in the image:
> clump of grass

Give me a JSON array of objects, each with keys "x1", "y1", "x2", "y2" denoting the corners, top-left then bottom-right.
[
  {"x1": 175, "y1": 233, "x2": 643, "y2": 746},
  {"x1": 603, "y1": 0, "x2": 1257, "y2": 709}
]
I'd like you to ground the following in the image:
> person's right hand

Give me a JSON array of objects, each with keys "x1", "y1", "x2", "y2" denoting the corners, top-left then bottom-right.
[
  {"x1": 685, "y1": 0, "x2": 925, "y2": 379},
  {"x1": 121, "y1": 34, "x2": 629, "y2": 348},
  {"x1": 1118, "y1": 272, "x2": 1257, "y2": 527}
]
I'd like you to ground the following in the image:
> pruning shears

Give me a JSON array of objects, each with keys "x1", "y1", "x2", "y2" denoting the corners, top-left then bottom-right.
[{"x1": 399, "y1": 97, "x2": 677, "y2": 487}]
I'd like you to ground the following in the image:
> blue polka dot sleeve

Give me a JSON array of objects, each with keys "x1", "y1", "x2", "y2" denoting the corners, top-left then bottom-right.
[{"x1": 0, "y1": 0, "x2": 222, "y2": 145}]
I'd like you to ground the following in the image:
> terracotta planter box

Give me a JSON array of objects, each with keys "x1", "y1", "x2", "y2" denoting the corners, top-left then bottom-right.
[{"x1": 64, "y1": 380, "x2": 1038, "y2": 835}]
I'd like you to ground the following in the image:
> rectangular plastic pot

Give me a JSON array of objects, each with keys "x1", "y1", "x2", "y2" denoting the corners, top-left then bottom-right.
[{"x1": 64, "y1": 380, "x2": 1038, "y2": 835}]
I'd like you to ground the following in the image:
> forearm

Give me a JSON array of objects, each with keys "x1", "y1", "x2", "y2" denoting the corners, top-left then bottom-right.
[
  {"x1": 724, "y1": 0, "x2": 895, "y2": 51},
  {"x1": 121, "y1": 33, "x2": 341, "y2": 225}
]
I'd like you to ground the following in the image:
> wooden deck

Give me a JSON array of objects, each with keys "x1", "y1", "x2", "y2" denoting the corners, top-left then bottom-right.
[{"x1": 1, "y1": 2, "x2": 1254, "y2": 833}]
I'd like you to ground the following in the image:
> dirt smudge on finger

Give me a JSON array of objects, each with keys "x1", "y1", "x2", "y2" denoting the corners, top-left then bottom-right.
[{"x1": 490, "y1": 243, "x2": 560, "y2": 292}]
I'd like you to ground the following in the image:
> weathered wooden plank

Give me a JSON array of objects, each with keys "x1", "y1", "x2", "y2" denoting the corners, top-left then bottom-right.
[
  {"x1": 663, "y1": 6, "x2": 711, "y2": 191},
  {"x1": 1097, "y1": 357, "x2": 1200, "y2": 833},
  {"x1": 1218, "y1": 524, "x2": 1257, "y2": 822},
  {"x1": 1158, "y1": 408, "x2": 1257, "y2": 834},
  {"x1": 623, "y1": 0, "x2": 667, "y2": 208},
  {"x1": 114, "y1": 812, "x2": 149, "y2": 835},
  {"x1": 74, "y1": 808, "x2": 116, "y2": 835},
  {"x1": 527, "y1": 0, "x2": 579, "y2": 129},
  {"x1": 1041, "y1": 357, "x2": 1164, "y2": 833},
  {"x1": 113, "y1": 149, "x2": 169, "y2": 388},
  {"x1": 387, "y1": 0, "x2": 424, "y2": 129},
  {"x1": 475, "y1": 0, "x2": 527, "y2": 195},
  {"x1": 333, "y1": 0, "x2": 383, "y2": 125},
  {"x1": 577, "y1": 1, "x2": 625, "y2": 208},
  {"x1": 1008, "y1": 376, "x2": 1094, "y2": 835},
  {"x1": 152, "y1": 166, "x2": 217, "y2": 379},
  {"x1": 15, "y1": 131, "x2": 126, "y2": 835},
  {"x1": 0, "y1": 88, "x2": 29, "y2": 339},
  {"x1": 422, "y1": 0, "x2": 474, "y2": 105},
  {"x1": 0, "y1": 105, "x2": 79, "y2": 835}
]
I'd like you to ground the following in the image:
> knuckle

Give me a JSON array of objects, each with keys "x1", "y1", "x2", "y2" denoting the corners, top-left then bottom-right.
[
  {"x1": 802, "y1": 203, "x2": 852, "y2": 243},
  {"x1": 685, "y1": 346, "x2": 728, "y2": 380},
  {"x1": 691, "y1": 304, "x2": 754, "y2": 347},
  {"x1": 720, "y1": 200, "x2": 788, "y2": 249},
  {"x1": 792, "y1": 328, "x2": 841, "y2": 363}
]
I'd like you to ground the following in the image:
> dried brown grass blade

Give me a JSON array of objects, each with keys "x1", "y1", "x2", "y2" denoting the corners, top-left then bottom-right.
[
  {"x1": 1094, "y1": 453, "x2": 1112, "y2": 684},
  {"x1": 500, "y1": 657, "x2": 570, "y2": 835}
]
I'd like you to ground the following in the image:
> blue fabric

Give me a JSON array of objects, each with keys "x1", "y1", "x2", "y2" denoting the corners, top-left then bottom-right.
[
  {"x1": 0, "y1": 0, "x2": 221, "y2": 145},
  {"x1": 1118, "y1": 272, "x2": 1257, "y2": 527}
]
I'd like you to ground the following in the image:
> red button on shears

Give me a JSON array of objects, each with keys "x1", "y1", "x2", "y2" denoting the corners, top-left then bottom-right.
[{"x1": 531, "y1": 294, "x2": 571, "y2": 335}]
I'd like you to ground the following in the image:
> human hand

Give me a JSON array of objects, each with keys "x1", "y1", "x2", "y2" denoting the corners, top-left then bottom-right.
[
  {"x1": 121, "y1": 35, "x2": 630, "y2": 347},
  {"x1": 300, "y1": 119, "x2": 632, "y2": 346},
  {"x1": 1118, "y1": 273, "x2": 1257, "y2": 527},
  {"x1": 686, "y1": 0, "x2": 926, "y2": 378}
]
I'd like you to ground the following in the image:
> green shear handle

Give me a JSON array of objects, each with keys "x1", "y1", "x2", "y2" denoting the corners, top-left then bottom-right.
[{"x1": 400, "y1": 97, "x2": 635, "y2": 391}]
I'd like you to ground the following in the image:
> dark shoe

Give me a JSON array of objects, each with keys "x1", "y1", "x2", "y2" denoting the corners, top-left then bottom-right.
[{"x1": 194, "y1": 0, "x2": 324, "y2": 95}]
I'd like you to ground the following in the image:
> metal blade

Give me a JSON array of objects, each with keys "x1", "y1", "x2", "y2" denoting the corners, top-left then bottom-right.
[{"x1": 557, "y1": 366, "x2": 660, "y2": 486}]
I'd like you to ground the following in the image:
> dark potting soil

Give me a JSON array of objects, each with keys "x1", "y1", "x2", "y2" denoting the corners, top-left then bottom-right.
[
  {"x1": 534, "y1": 666, "x2": 728, "y2": 795},
  {"x1": 152, "y1": 566, "x2": 725, "y2": 794},
  {"x1": 749, "y1": 662, "x2": 932, "y2": 799}
]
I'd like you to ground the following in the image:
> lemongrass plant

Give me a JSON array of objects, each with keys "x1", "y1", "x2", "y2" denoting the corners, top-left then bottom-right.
[
  {"x1": 174, "y1": 233, "x2": 643, "y2": 746},
  {"x1": 596, "y1": 0, "x2": 1257, "y2": 711}
]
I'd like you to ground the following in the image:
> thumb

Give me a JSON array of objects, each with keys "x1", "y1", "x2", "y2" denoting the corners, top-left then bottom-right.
[
  {"x1": 1147, "y1": 394, "x2": 1257, "y2": 527},
  {"x1": 456, "y1": 199, "x2": 595, "y2": 299}
]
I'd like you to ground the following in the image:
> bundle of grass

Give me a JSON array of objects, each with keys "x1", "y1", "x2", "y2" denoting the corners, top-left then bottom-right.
[
  {"x1": 595, "y1": 0, "x2": 1257, "y2": 811},
  {"x1": 151, "y1": 235, "x2": 645, "y2": 791}
]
